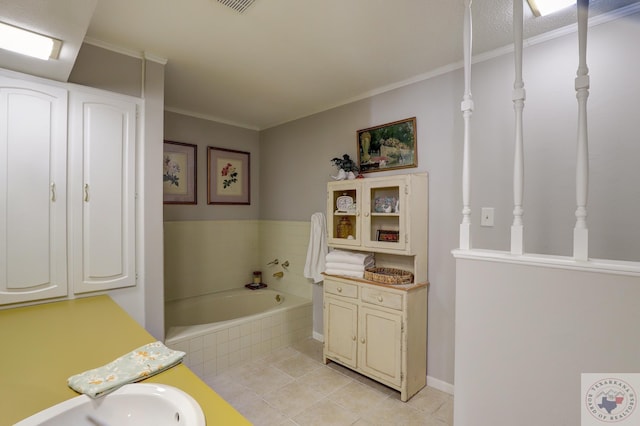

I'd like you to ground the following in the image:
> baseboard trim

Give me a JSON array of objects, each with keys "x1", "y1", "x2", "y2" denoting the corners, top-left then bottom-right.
[{"x1": 427, "y1": 375, "x2": 454, "y2": 395}]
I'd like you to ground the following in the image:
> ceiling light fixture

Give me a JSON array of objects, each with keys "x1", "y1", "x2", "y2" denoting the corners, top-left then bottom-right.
[
  {"x1": 0, "y1": 22, "x2": 62, "y2": 60},
  {"x1": 527, "y1": 0, "x2": 576, "y2": 17}
]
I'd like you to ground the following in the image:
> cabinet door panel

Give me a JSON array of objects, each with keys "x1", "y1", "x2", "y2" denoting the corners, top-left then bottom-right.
[
  {"x1": 70, "y1": 92, "x2": 136, "y2": 293},
  {"x1": 359, "y1": 306, "x2": 402, "y2": 386},
  {"x1": 362, "y1": 177, "x2": 407, "y2": 251},
  {"x1": 324, "y1": 296, "x2": 358, "y2": 368},
  {"x1": 0, "y1": 80, "x2": 67, "y2": 304}
]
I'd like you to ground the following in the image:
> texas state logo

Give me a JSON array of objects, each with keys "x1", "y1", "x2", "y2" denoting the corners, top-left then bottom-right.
[{"x1": 582, "y1": 375, "x2": 638, "y2": 424}]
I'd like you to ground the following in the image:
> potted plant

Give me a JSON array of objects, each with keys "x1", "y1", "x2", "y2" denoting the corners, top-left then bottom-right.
[{"x1": 330, "y1": 154, "x2": 359, "y2": 180}]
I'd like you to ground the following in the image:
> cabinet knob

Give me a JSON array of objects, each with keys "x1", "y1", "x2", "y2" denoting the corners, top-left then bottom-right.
[
  {"x1": 364, "y1": 212, "x2": 369, "y2": 217},
  {"x1": 377, "y1": 296, "x2": 383, "y2": 302},
  {"x1": 337, "y1": 287, "x2": 342, "y2": 293},
  {"x1": 360, "y1": 338, "x2": 365, "y2": 344},
  {"x1": 352, "y1": 335, "x2": 356, "y2": 341}
]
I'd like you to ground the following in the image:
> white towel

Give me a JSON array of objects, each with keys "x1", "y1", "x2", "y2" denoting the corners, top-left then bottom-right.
[
  {"x1": 325, "y1": 261, "x2": 374, "y2": 272},
  {"x1": 326, "y1": 249, "x2": 373, "y2": 265},
  {"x1": 304, "y1": 212, "x2": 328, "y2": 283},
  {"x1": 324, "y1": 268, "x2": 365, "y2": 279}
]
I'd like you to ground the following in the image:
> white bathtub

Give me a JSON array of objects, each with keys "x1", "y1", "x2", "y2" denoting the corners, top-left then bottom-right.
[{"x1": 164, "y1": 288, "x2": 312, "y2": 378}]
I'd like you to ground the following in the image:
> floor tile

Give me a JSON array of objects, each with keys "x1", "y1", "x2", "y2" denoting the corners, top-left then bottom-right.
[
  {"x1": 273, "y1": 351, "x2": 323, "y2": 378},
  {"x1": 262, "y1": 380, "x2": 324, "y2": 418},
  {"x1": 297, "y1": 365, "x2": 353, "y2": 396},
  {"x1": 198, "y1": 337, "x2": 453, "y2": 426},
  {"x1": 292, "y1": 398, "x2": 360, "y2": 426}
]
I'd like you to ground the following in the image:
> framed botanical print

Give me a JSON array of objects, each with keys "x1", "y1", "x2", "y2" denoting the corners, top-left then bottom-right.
[
  {"x1": 163, "y1": 140, "x2": 197, "y2": 204},
  {"x1": 207, "y1": 147, "x2": 250, "y2": 205}
]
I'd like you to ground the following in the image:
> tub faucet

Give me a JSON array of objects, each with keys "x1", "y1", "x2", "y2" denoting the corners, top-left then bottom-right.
[
  {"x1": 267, "y1": 259, "x2": 279, "y2": 265},
  {"x1": 273, "y1": 271, "x2": 284, "y2": 278}
]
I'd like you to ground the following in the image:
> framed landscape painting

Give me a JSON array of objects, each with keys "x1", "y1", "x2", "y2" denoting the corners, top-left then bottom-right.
[
  {"x1": 163, "y1": 140, "x2": 197, "y2": 204},
  {"x1": 357, "y1": 117, "x2": 417, "y2": 173},
  {"x1": 207, "y1": 146, "x2": 250, "y2": 205}
]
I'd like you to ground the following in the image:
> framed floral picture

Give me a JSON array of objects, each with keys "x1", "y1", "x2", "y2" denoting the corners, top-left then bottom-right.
[
  {"x1": 357, "y1": 117, "x2": 417, "y2": 173},
  {"x1": 163, "y1": 140, "x2": 197, "y2": 204},
  {"x1": 207, "y1": 147, "x2": 250, "y2": 205}
]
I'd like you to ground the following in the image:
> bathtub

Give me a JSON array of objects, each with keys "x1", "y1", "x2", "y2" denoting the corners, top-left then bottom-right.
[{"x1": 164, "y1": 288, "x2": 312, "y2": 379}]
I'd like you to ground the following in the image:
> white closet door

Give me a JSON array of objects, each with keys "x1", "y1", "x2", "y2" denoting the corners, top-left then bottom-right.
[
  {"x1": 0, "y1": 77, "x2": 68, "y2": 304},
  {"x1": 69, "y1": 91, "x2": 136, "y2": 293}
]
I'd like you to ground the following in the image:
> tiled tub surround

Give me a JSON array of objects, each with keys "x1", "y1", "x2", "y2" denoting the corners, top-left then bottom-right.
[{"x1": 165, "y1": 288, "x2": 312, "y2": 380}]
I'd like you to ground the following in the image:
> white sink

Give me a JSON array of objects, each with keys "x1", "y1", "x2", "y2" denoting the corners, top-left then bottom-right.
[{"x1": 15, "y1": 383, "x2": 205, "y2": 426}]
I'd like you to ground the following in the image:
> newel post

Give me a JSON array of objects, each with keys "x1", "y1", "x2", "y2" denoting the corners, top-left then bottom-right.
[
  {"x1": 573, "y1": 0, "x2": 590, "y2": 261},
  {"x1": 459, "y1": 0, "x2": 474, "y2": 250}
]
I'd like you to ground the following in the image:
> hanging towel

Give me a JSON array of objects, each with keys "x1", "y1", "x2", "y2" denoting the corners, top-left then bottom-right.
[
  {"x1": 304, "y1": 212, "x2": 328, "y2": 283},
  {"x1": 67, "y1": 341, "x2": 185, "y2": 398},
  {"x1": 325, "y1": 249, "x2": 374, "y2": 265}
]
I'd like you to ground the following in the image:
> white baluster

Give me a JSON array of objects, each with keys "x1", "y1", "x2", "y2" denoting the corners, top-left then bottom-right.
[
  {"x1": 511, "y1": 0, "x2": 525, "y2": 255},
  {"x1": 574, "y1": 0, "x2": 590, "y2": 261},
  {"x1": 460, "y1": 0, "x2": 474, "y2": 250}
]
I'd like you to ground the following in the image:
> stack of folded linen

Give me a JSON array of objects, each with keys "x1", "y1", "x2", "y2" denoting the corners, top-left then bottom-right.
[{"x1": 324, "y1": 249, "x2": 374, "y2": 278}]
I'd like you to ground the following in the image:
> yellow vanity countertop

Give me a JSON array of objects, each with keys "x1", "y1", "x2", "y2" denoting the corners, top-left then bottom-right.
[{"x1": 0, "y1": 295, "x2": 250, "y2": 425}]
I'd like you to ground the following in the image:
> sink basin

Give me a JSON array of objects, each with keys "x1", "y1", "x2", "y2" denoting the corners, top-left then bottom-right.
[{"x1": 15, "y1": 383, "x2": 205, "y2": 426}]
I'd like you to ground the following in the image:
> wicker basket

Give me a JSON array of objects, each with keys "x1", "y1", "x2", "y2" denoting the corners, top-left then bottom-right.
[{"x1": 364, "y1": 267, "x2": 414, "y2": 285}]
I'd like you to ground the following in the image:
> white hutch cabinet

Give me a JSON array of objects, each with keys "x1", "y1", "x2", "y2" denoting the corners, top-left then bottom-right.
[
  {"x1": 323, "y1": 173, "x2": 428, "y2": 401},
  {"x1": 0, "y1": 72, "x2": 138, "y2": 306}
]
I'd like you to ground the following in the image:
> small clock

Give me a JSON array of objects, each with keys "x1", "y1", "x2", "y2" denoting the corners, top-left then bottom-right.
[{"x1": 336, "y1": 195, "x2": 354, "y2": 212}]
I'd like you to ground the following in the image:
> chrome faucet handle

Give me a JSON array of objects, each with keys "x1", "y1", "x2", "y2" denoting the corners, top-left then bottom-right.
[
  {"x1": 281, "y1": 260, "x2": 290, "y2": 269},
  {"x1": 267, "y1": 259, "x2": 279, "y2": 265}
]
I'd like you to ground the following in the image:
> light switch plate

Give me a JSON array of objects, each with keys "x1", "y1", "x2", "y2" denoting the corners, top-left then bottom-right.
[{"x1": 481, "y1": 207, "x2": 494, "y2": 227}]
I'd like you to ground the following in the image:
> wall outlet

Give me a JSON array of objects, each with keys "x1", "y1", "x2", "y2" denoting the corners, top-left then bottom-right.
[{"x1": 481, "y1": 207, "x2": 495, "y2": 227}]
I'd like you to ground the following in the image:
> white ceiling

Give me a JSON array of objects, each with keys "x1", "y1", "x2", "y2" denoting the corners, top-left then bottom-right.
[{"x1": 1, "y1": 0, "x2": 638, "y2": 130}]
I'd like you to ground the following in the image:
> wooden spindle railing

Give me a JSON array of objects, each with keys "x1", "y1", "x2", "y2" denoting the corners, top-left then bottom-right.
[
  {"x1": 460, "y1": 0, "x2": 474, "y2": 250},
  {"x1": 511, "y1": 0, "x2": 526, "y2": 255},
  {"x1": 573, "y1": 0, "x2": 590, "y2": 261}
]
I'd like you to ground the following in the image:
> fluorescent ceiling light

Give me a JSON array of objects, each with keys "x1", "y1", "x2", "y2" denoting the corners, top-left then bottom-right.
[
  {"x1": 0, "y1": 22, "x2": 62, "y2": 60},
  {"x1": 527, "y1": 0, "x2": 576, "y2": 17}
]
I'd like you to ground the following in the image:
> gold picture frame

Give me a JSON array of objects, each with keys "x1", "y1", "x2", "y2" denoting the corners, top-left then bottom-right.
[{"x1": 357, "y1": 117, "x2": 417, "y2": 173}]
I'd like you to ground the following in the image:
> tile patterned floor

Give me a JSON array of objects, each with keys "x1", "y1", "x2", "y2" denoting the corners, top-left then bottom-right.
[{"x1": 205, "y1": 338, "x2": 453, "y2": 425}]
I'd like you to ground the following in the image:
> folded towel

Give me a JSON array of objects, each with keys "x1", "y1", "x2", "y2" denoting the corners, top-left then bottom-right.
[
  {"x1": 325, "y1": 260, "x2": 374, "y2": 272},
  {"x1": 67, "y1": 341, "x2": 185, "y2": 398},
  {"x1": 324, "y1": 268, "x2": 365, "y2": 278},
  {"x1": 326, "y1": 249, "x2": 374, "y2": 265}
]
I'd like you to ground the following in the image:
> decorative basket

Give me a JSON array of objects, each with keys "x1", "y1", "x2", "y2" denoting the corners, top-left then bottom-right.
[{"x1": 364, "y1": 267, "x2": 414, "y2": 285}]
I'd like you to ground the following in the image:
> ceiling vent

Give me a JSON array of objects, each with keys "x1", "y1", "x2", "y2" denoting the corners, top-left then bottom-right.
[{"x1": 217, "y1": 0, "x2": 256, "y2": 14}]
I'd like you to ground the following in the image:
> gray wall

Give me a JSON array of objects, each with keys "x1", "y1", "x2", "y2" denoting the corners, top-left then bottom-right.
[
  {"x1": 259, "y1": 12, "x2": 640, "y2": 387},
  {"x1": 260, "y1": 72, "x2": 461, "y2": 387},
  {"x1": 163, "y1": 111, "x2": 260, "y2": 221}
]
